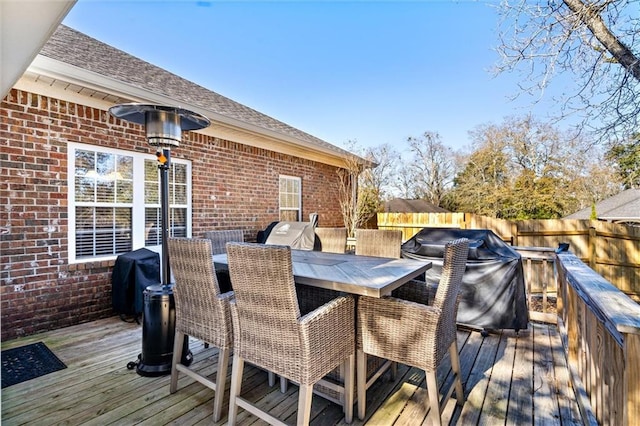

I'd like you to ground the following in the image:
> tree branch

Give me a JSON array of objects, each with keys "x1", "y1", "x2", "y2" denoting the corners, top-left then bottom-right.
[{"x1": 563, "y1": 0, "x2": 640, "y2": 81}]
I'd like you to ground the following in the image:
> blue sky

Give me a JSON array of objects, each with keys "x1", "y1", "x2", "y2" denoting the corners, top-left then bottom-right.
[{"x1": 62, "y1": 0, "x2": 571, "y2": 153}]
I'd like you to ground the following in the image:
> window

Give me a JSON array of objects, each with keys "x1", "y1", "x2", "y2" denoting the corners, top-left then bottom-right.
[
  {"x1": 68, "y1": 143, "x2": 191, "y2": 263},
  {"x1": 144, "y1": 159, "x2": 189, "y2": 245},
  {"x1": 279, "y1": 175, "x2": 301, "y2": 221}
]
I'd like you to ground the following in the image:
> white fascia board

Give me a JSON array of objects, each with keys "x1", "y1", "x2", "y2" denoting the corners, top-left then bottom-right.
[{"x1": 25, "y1": 55, "x2": 355, "y2": 168}]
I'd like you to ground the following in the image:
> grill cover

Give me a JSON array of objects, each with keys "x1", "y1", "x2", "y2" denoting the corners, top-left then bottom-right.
[
  {"x1": 112, "y1": 248, "x2": 160, "y2": 316},
  {"x1": 401, "y1": 228, "x2": 528, "y2": 331},
  {"x1": 264, "y1": 221, "x2": 315, "y2": 250}
]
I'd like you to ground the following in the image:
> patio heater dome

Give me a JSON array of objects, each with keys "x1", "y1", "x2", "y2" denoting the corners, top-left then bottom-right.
[{"x1": 109, "y1": 103, "x2": 210, "y2": 147}]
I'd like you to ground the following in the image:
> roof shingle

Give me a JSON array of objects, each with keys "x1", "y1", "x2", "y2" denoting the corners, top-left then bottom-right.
[{"x1": 39, "y1": 25, "x2": 350, "y2": 157}]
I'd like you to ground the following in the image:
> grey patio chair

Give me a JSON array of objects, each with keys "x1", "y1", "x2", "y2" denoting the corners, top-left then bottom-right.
[
  {"x1": 203, "y1": 229, "x2": 244, "y2": 293},
  {"x1": 314, "y1": 227, "x2": 348, "y2": 254},
  {"x1": 203, "y1": 229, "x2": 244, "y2": 255},
  {"x1": 353, "y1": 229, "x2": 405, "y2": 386},
  {"x1": 167, "y1": 237, "x2": 234, "y2": 422},
  {"x1": 356, "y1": 238, "x2": 470, "y2": 424},
  {"x1": 226, "y1": 242, "x2": 356, "y2": 425},
  {"x1": 355, "y1": 228, "x2": 402, "y2": 258}
]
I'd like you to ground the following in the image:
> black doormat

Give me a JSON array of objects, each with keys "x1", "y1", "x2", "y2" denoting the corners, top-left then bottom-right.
[{"x1": 1, "y1": 342, "x2": 67, "y2": 388}]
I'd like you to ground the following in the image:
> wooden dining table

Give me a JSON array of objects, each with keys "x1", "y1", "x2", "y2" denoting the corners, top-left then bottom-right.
[{"x1": 212, "y1": 248, "x2": 432, "y2": 298}]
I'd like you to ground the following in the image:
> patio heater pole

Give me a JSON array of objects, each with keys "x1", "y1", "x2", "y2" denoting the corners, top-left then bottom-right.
[
  {"x1": 109, "y1": 104, "x2": 210, "y2": 376},
  {"x1": 157, "y1": 146, "x2": 171, "y2": 287}
]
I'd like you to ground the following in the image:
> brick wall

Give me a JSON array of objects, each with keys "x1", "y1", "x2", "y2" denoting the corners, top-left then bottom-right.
[{"x1": 1, "y1": 89, "x2": 345, "y2": 341}]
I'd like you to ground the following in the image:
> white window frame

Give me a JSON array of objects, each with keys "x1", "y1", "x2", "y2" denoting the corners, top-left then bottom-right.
[
  {"x1": 279, "y1": 175, "x2": 302, "y2": 221},
  {"x1": 68, "y1": 142, "x2": 192, "y2": 264}
]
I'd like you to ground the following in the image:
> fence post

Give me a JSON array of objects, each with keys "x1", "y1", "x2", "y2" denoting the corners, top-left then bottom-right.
[
  {"x1": 588, "y1": 226, "x2": 597, "y2": 269},
  {"x1": 511, "y1": 222, "x2": 518, "y2": 246}
]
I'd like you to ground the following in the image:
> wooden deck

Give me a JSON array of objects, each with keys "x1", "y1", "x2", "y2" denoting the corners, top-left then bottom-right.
[{"x1": 1, "y1": 316, "x2": 584, "y2": 425}]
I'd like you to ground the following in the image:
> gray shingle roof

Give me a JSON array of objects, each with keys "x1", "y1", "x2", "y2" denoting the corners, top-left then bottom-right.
[
  {"x1": 564, "y1": 189, "x2": 640, "y2": 220},
  {"x1": 39, "y1": 25, "x2": 350, "y2": 157}
]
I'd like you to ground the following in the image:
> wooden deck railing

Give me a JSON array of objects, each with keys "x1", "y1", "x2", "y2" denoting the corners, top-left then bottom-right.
[
  {"x1": 556, "y1": 251, "x2": 640, "y2": 425},
  {"x1": 514, "y1": 246, "x2": 558, "y2": 324}
]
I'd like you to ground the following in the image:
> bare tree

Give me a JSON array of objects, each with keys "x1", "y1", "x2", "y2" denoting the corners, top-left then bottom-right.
[
  {"x1": 337, "y1": 141, "x2": 381, "y2": 238},
  {"x1": 405, "y1": 131, "x2": 456, "y2": 206},
  {"x1": 496, "y1": 0, "x2": 640, "y2": 143},
  {"x1": 360, "y1": 143, "x2": 401, "y2": 201}
]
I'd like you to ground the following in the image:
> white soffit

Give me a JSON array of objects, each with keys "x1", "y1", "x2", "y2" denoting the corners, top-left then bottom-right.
[{"x1": 0, "y1": 0, "x2": 77, "y2": 98}]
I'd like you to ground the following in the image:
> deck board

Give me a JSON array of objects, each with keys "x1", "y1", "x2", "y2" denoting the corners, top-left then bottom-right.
[{"x1": 1, "y1": 316, "x2": 584, "y2": 425}]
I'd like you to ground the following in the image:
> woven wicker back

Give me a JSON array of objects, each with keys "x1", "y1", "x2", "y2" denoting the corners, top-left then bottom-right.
[
  {"x1": 355, "y1": 229, "x2": 402, "y2": 258},
  {"x1": 226, "y1": 242, "x2": 302, "y2": 372},
  {"x1": 203, "y1": 229, "x2": 244, "y2": 255},
  {"x1": 432, "y1": 238, "x2": 469, "y2": 357},
  {"x1": 314, "y1": 227, "x2": 348, "y2": 254},
  {"x1": 167, "y1": 237, "x2": 232, "y2": 349}
]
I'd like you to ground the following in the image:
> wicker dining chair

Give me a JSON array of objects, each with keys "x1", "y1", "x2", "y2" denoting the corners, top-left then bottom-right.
[
  {"x1": 226, "y1": 242, "x2": 356, "y2": 426},
  {"x1": 356, "y1": 238, "x2": 470, "y2": 424},
  {"x1": 203, "y1": 229, "x2": 244, "y2": 293},
  {"x1": 355, "y1": 228, "x2": 402, "y2": 258},
  {"x1": 353, "y1": 229, "x2": 404, "y2": 388},
  {"x1": 314, "y1": 227, "x2": 348, "y2": 254},
  {"x1": 203, "y1": 229, "x2": 244, "y2": 255},
  {"x1": 167, "y1": 237, "x2": 234, "y2": 422}
]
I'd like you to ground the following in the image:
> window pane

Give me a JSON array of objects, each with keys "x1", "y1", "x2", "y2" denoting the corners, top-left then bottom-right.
[
  {"x1": 145, "y1": 160, "x2": 159, "y2": 204},
  {"x1": 116, "y1": 180, "x2": 133, "y2": 203},
  {"x1": 115, "y1": 155, "x2": 133, "y2": 202},
  {"x1": 171, "y1": 208, "x2": 187, "y2": 237},
  {"x1": 96, "y1": 152, "x2": 115, "y2": 177},
  {"x1": 173, "y1": 163, "x2": 186, "y2": 183},
  {"x1": 96, "y1": 181, "x2": 115, "y2": 203},
  {"x1": 75, "y1": 150, "x2": 95, "y2": 174},
  {"x1": 145, "y1": 182, "x2": 159, "y2": 204},
  {"x1": 75, "y1": 206, "x2": 131, "y2": 258},
  {"x1": 280, "y1": 210, "x2": 298, "y2": 222},
  {"x1": 76, "y1": 206, "x2": 94, "y2": 230},
  {"x1": 145, "y1": 208, "x2": 161, "y2": 245},
  {"x1": 173, "y1": 184, "x2": 187, "y2": 204},
  {"x1": 118, "y1": 156, "x2": 133, "y2": 180},
  {"x1": 75, "y1": 176, "x2": 95, "y2": 202}
]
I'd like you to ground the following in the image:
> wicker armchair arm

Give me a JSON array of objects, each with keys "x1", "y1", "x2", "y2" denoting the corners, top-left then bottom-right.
[
  {"x1": 299, "y1": 295, "x2": 356, "y2": 383},
  {"x1": 358, "y1": 296, "x2": 441, "y2": 368}
]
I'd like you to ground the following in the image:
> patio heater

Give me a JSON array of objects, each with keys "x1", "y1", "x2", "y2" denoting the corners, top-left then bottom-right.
[{"x1": 109, "y1": 103, "x2": 210, "y2": 376}]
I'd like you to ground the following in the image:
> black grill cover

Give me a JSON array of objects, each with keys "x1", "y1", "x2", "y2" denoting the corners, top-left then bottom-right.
[
  {"x1": 401, "y1": 228, "x2": 528, "y2": 331},
  {"x1": 112, "y1": 248, "x2": 160, "y2": 316}
]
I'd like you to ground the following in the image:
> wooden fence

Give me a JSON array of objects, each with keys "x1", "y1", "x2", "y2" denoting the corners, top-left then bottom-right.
[{"x1": 377, "y1": 212, "x2": 640, "y2": 299}]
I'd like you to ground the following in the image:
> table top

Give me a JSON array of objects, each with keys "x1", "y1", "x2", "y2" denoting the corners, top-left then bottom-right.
[{"x1": 212, "y1": 249, "x2": 432, "y2": 298}]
